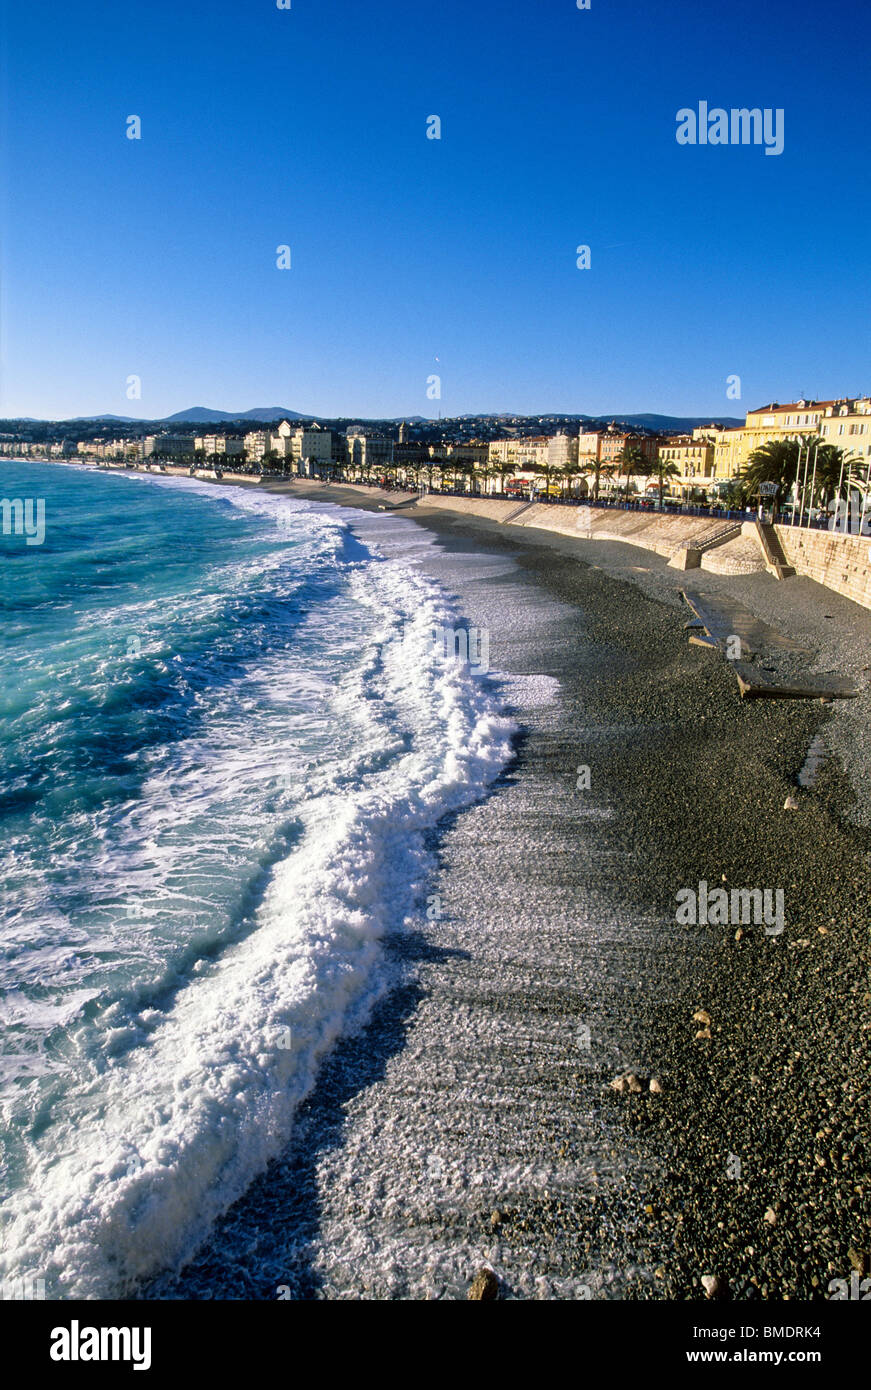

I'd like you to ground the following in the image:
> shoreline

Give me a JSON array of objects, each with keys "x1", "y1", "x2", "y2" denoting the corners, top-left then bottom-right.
[
  {"x1": 128, "y1": 469, "x2": 871, "y2": 1299},
  {"x1": 17, "y1": 460, "x2": 867, "y2": 1298}
]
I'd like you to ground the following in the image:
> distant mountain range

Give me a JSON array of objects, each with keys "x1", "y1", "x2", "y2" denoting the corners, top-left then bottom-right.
[
  {"x1": 50, "y1": 407, "x2": 308, "y2": 425},
  {"x1": 600, "y1": 413, "x2": 743, "y2": 431},
  {"x1": 162, "y1": 406, "x2": 307, "y2": 424},
  {"x1": 3, "y1": 407, "x2": 744, "y2": 431}
]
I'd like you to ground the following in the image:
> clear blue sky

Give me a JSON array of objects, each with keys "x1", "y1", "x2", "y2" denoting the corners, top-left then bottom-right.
[{"x1": 1, "y1": 0, "x2": 869, "y2": 421}]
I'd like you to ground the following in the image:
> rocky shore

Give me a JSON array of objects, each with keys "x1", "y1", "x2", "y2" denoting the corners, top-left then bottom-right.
[{"x1": 147, "y1": 476, "x2": 870, "y2": 1300}]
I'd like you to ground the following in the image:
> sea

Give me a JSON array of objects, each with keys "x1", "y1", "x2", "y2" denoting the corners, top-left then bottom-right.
[{"x1": 0, "y1": 460, "x2": 514, "y2": 1298}]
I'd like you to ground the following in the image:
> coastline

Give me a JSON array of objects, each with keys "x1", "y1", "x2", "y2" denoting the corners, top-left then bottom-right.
[{"x1": 130, "y1": 470, "x2": 871, "y2": 1299}]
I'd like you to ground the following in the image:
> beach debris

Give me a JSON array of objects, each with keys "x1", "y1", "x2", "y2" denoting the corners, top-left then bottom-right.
[
  {"x1": 692, "y1": 1009, "x2": 712, "y2": 1026},
  {"x1": 649, "y1": 1078, "x2": 663, "y2": 1095},
  {"x1": 610, "y1": 1071, "x2": 645, "y2": 1094},
  {"x1": 734, "y1": 661, "x2": 859, "y2": 702},
  {"x1": 701, "y1": 1273, "x2": 727, "y2": 1300},
  {"x1": 734, "y1": 927, "x2": 745, "y2": 942},
  {"x1": 764, "y1": 1207, "x2": 777, "y2": 1226},
  {"x1": 490, "y1": 1210, "x2": 503, "y2": 1230},
  {"x1": 468, "y1": 1267, "x2": 499, "y2": 1301},
  {"x1": 695, "y1": 1027, "x2": 713, "y2": 1041},
  {"x1": 784, "y1": 794, "x2": 800, "y2": 810},
  {"x1": 681, "y1": 591, "x2": 809, "y2": 657}
]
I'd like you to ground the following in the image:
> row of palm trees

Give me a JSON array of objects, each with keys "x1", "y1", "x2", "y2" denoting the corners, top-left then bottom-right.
[
  {"x1": 738, "y1": 437, "x2": 868, "y2": 519},
  {"x1": 156, "y1": 436, "x2": 869, "y2": 524},
  {"x1": 345, "y1": 445, "x2": 682, "y2": 505}
]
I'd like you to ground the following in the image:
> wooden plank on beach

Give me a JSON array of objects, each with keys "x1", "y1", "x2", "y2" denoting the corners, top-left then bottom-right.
[
  {"x1": 681, "y1": 591, "x2": 811, "y2": 657},
  {"x1": 732, "y1": 661, "x2": 859, "y2": 701},
  {"x1": 688, "y1": 633, "x2": 719, "y2": 649}
]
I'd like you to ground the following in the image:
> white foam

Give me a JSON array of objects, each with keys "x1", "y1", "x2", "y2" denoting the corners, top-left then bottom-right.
[{"x1": 0, "y1": 489, "x2": 516, "y2": 1297}]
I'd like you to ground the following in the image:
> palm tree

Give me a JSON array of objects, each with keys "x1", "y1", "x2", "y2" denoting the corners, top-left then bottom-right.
[
  {"x1": 717, "y1": 479, "x2": 749, "y2": 511},
  {"x1": 558, "y1": 464, "x2": 581, "y2": 499},
  {"x1": 494, "y1": 461, "x2": 513, "y2": 495},
  {"x1": 651, "y1": 456, "x2": 680, "y2": 507},
  {"x1": 589, "y1": 452, "x2": 606, "y2": 501},
  {"x1": 812, "y1": 444, "x2": 862, "y2": 520},
  {"x1": 740, "y1": 437, "x2": 811, "y2": 502},
  {"x1": 614, "y1": 444, "x2": 646, "y2": 498},
  {"x1": 592, "y1": 457, "x2": 616, "y2": 500},
  {"x1": 536, "y1": 455, "x2": 561, "y2": 499}
]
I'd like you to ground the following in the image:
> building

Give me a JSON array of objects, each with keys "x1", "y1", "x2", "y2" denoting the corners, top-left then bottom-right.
[
  {"x1": 818, "y1": 398, "x2": 871, "y2": 468},
  {"x1": 710, "y1": 399, "x2": 837, "y2": 480},
  {"x1": 710, "y1": 427, "x2": 745, "y2": 479},
  {"x1": 346, "y1": 428, "x2": 394, "y2": 475},
  {"x1": 149, "y1": 434, "x2": 197, "y2": 459},
  {"x1": 597, "y1": 430, "x2": 660, "y2": 468},
  {"x1": 195, "y1": 435, "x2": 244, "y2": 457},
  {"x1": 267, "y1": 420, "x2": 295, "y2": 459},
  {"x1": 577, "y1": 431, "x2": 604, "y2": 469},
  {"x1": 657, "y1": 436, "x2": 716, "y2": 496},
  {"x1": 547, "y1": 434, "x2": 579, "y2": 470},
  {"x1": 243, "y1": 430, "x2": 270, "y2": 464},
  {"x1": 487, "y1": 436, "x2": 550, "y2": 472},
  {"x1": 443, "y1": 442, "x2": 490, "y2": 467},
  {"x1": 289, "y1": 424, "x2": 332, "y2": 470}
]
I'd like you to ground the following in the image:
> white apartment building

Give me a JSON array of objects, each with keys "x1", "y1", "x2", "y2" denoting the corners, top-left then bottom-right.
[
  {"x1": 243, "y1": 430, "x2": 270, "y2": 463},
  {"x1": 547, "y1": 433, "x2": 579, "y2": 469},
  {"x1": 195, "y1": 434, "x2": 244, "y2": 456},
  {"x1": 290, "y1": 424, "x2": 332, "y2": 464}
]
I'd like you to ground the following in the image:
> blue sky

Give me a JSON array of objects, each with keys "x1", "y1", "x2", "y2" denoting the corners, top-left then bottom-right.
[{"x1": 1, "y1": 0, "x2": 869, "y2": 420}]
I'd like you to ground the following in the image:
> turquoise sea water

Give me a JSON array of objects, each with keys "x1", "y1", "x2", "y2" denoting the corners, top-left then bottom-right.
[{"x1": 0, "y1": 461, "x2": 512, "y2": 1297}]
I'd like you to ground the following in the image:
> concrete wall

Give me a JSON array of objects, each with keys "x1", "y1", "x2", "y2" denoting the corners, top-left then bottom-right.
[
  {"x1": 776, "y1": 525, "x2": 871, "y2": 612},
  {"x1": 416, "y1": 495, "x2": 520, "y2": 523},
  {"x1": 509, "y1": 504, "x2": 748, "y2": 560}
]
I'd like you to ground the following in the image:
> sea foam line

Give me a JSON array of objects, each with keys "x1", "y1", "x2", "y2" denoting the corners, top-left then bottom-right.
[{"x1": 0, "y1": 496, "x2": 514, "y2": 1298}]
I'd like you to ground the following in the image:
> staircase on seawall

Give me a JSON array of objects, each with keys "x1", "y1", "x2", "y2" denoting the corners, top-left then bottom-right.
[{"x1": 754, "y1": 520, "x2": 796, "y2": 579}]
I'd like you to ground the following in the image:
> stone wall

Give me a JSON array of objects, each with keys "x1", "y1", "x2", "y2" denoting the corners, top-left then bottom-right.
[{"x1": 776, "y1": 525, "x2": 871, "y2": 612}]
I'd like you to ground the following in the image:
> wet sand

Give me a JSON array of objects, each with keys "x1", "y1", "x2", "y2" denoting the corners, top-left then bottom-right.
[{"x1": 146, "y1": 478, "x2": 871, "y2": 1300}]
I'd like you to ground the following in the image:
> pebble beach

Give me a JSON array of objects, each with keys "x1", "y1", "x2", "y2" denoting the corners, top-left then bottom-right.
[{"x1": 141, "y1": 477, "x2": 870, "y2": 1301}]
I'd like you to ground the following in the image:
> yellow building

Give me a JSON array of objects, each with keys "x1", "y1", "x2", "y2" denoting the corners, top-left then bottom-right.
[
  {"x1": 657, "y1": 436, "x2": 715, "y2": 496},
  {"x1": 818, "y1": 398, "x2": 871, "y2": 468},
  {"x1": 487, "y1": 437, "x2": 551, "y2": 471},
  {"x1": 710, "y1": 399, "x2": 837, "y2": 480},
  {"x1": 711, "y1": 427, "x2": 745, "y2": 479}
]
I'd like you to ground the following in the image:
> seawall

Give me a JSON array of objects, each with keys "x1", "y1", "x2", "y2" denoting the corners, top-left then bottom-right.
[
  {"x1": 776, "y1": 525, "x2": 871, "y2": 612},
  {"x1": 79, "y1": 468, "x2": 871, "y2": 614}
]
